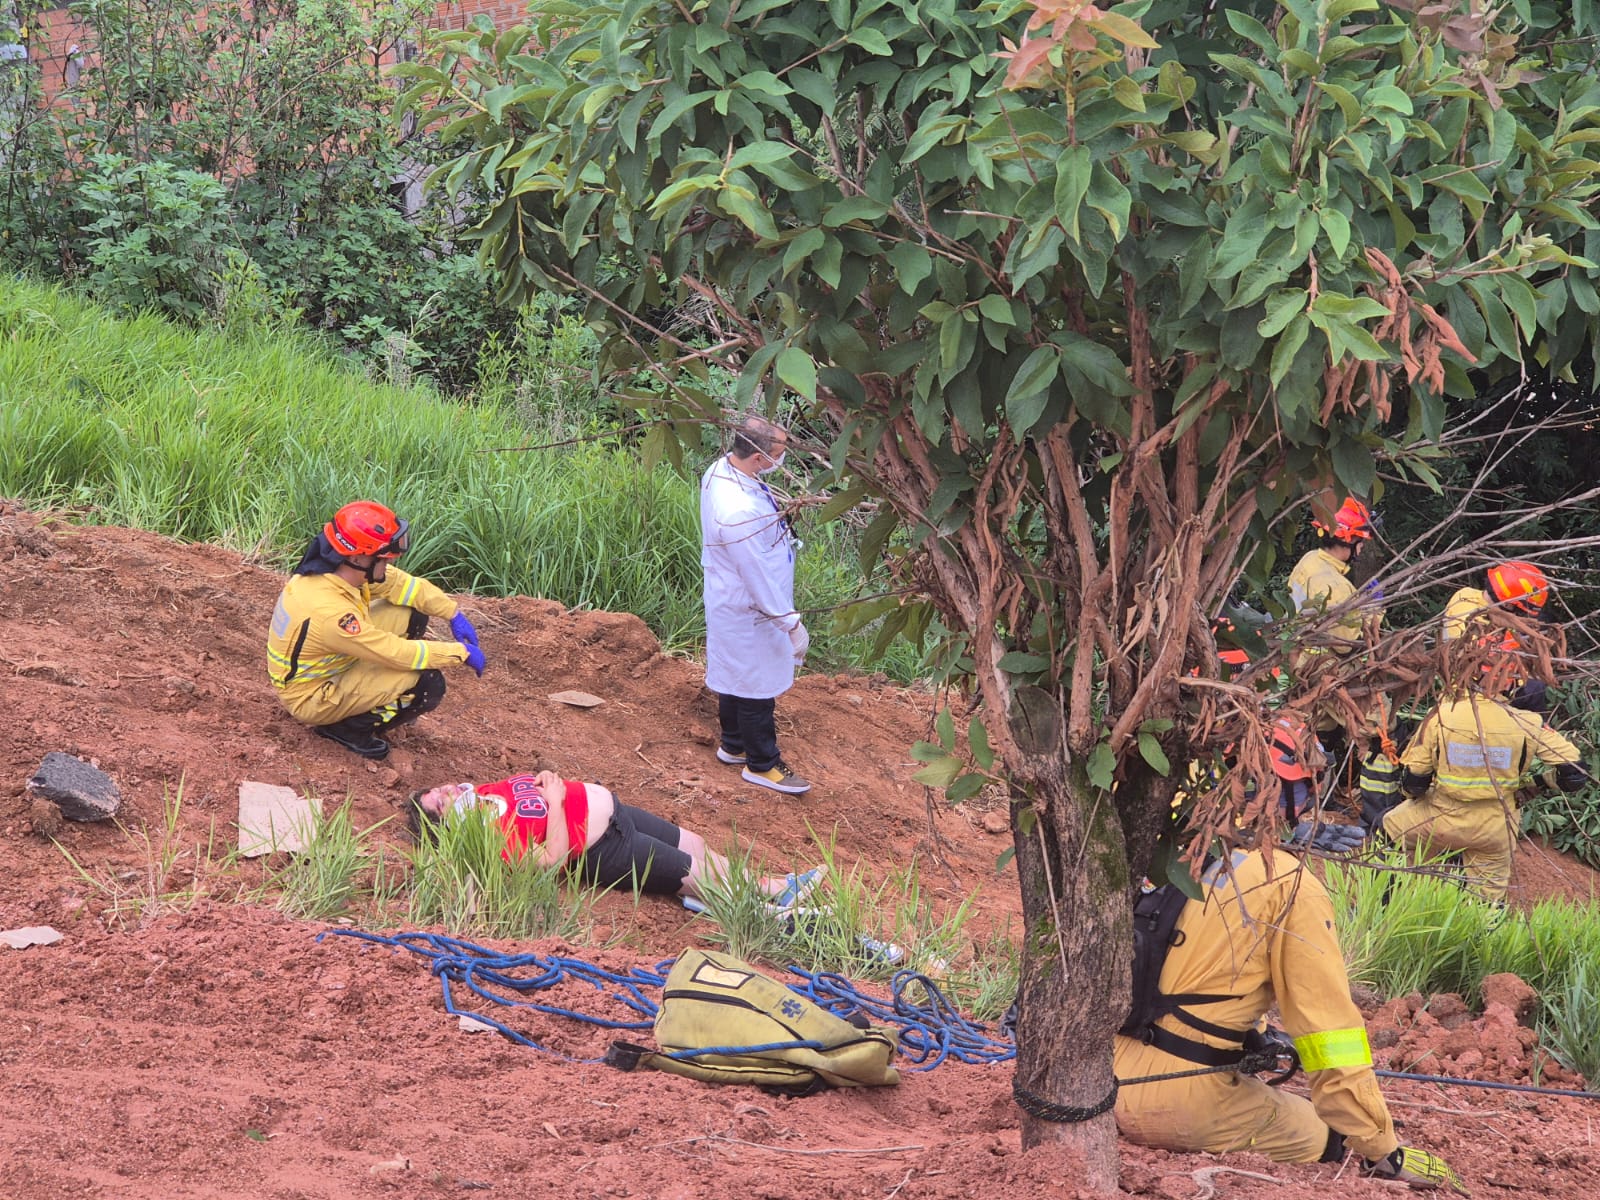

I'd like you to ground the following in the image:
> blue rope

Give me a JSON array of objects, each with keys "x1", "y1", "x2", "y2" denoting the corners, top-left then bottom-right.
[
  {"x1": 785, "y1": 965, "x2": 1016, "y2": 1070},
  {"x1": 319, "y1": 929, "x2": 671, "y2": 1062},
  {"x1": 319, "y1": 930, "x2": 1017, "y2": 1070}
]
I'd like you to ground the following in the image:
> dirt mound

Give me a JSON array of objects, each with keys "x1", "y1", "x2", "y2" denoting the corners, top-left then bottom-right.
[{"x1": 3, "y1": 502, "x2": 1598, "y2": 1199}]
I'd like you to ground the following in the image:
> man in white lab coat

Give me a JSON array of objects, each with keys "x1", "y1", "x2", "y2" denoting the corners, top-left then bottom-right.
[{"x1": 700, "y1": 415, "x2": 811, "y2": 795}]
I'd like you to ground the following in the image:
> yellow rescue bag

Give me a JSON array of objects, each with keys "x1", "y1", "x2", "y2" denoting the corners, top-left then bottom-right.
[{"x1": 605, "y1": 949, "x2": 900, "y2": 1095}]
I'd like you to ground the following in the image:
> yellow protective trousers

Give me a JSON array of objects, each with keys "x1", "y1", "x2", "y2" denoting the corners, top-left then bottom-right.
[
  {"x1": 1382, "y1": 795, "x2": 1519, "y2": 902},
  {"x1": 1114, "y1": 1040, "x2": 1335, "y2": 1162}
]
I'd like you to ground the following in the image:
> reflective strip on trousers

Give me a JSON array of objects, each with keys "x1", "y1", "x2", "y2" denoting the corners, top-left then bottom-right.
[{"x1": 1294, "y1": 1027, "x2": 1373, "y2": 1071}]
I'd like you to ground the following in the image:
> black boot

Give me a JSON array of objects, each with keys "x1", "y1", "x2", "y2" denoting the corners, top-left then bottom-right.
[{"x1": 313, "y1": 716, "x2": 390, "y2": 759}]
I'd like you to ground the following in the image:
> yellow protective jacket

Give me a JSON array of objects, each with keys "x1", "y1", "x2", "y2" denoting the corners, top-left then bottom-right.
[
  {"x1": 1386, "y1": 696, "x2": 1581, "y2": 901},
  {"x1": 1400, "y1": 696, "x2": 1580, "y2": 803},
  {"x1": 266, "y1": 568, "x2": 468, "y2": 701},
  {"x1": 1287, "y1": 549, "x2": 1362, "y2": 649},
  {"x1": 1440, "y1": 586, "x2": 1490, "y2": 642},
  {"x1": 1114, "y1": 849, "x2": 1396, "y2": 1163}
]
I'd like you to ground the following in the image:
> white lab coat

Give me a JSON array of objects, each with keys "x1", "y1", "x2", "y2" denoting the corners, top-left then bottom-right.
[{"x1": 701, "y1": 455, "x2": 798, "y2": 699}]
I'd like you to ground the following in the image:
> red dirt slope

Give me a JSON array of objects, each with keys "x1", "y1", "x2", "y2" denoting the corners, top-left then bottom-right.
[{"x1": 1, "y1": 503, "x2": 1596, "y2": 1199}]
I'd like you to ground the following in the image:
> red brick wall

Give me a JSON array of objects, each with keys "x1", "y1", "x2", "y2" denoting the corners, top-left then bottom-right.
[
  {"x1": 25, "y1": 6, "x2": 93, "y2": 104},
  {"x1": 21, "y1": 0, "x2": 531, "y2": 106}
]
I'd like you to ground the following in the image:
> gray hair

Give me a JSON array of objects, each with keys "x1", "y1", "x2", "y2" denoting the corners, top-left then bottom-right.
[{"x1": 730, "y1": 413, "x2": 784, "y2": 458}]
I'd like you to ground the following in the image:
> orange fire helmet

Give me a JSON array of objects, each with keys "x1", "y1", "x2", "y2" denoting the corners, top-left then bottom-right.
[
  {"x1": 325, "y1": 501, "x2": 410, "y2": 559},
  {"x1": 1486, "y1": 560, "x2": 1549, "y2": 615},
  {"x1": 1313, "y1": 497, "x2": 1374, "y2": 543}
]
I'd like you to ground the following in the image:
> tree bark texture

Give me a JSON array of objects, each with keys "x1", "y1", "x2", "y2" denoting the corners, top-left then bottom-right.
[{"x1": 1006, "y1": 688, "x2": 1132, "y2": 1193}]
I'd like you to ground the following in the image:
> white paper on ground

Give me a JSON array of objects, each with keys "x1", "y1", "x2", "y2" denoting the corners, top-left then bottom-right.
[
  {"x1": 1, "y1": 926, "x2": 64, "y2": 949},
  {"x1": 238, "y1": 781, "x2": 323, "y2": 857}
]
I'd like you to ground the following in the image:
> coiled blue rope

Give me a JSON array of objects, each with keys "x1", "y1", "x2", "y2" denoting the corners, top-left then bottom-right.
[
  {"x1": 786, "y1": 966, "x2": 1016, "y2": 1070},
  {"x1": 319, "y1": 929, "x2": 670, "y2": 1062},
  {"x1": 320, "y1": 929, "x2": 1016, "y2": 1070}
]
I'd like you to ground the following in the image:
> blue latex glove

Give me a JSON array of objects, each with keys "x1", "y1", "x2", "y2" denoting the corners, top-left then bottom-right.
[
  {"x1": 449, "y1": 611, "x2": 480, "y2": 646},
  {"x1": 464, "y1": 643, "x2": 486, "y2": 677}
]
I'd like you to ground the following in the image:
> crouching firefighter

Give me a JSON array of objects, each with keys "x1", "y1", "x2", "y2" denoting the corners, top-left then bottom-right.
[
  {"x1": 266, "y1": 501, "x2": 486, "y2": 760},
  {"x1": 1112, "y1": 740, "x2": 1463, "y2": 1189}
]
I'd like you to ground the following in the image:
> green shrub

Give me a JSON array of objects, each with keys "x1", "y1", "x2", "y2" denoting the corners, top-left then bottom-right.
[{"x1": 1521, "y1": 675, "x2": 1600, "y2": 868}]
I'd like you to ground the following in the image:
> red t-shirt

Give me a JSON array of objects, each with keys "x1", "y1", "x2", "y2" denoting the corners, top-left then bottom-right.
[{"x1": 473, "y1": 775, "x2": 590, "y2": 864}]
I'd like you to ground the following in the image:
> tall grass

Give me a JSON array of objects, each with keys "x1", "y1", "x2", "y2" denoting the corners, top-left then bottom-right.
[
  {"x1": 266, "y1": 803, "x2": 406, "y2": 922},
  {"x1": 690, "y1": 828, "x2": 1002, "y2": 997},
  {"x1": 1326, "y1": 855, "x2": 1600, "y2": 1078},
  {"x1": 406, "y1": 805, "x2": 616, "y2": 941},
  {"x1": 0, "y1": 277, "x2": 920, "y2": 675}
]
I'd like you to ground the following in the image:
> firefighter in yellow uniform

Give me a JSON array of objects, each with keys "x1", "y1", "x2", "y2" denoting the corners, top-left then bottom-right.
[
  {"x1": 1113, "y1": 843, "x2": 1460, "y2": 1187},
  {"x1": 1439, "y1": 560, "x2": 1553, "y2": 713},
  {"x1": 1286, "y1": 497, "x2": 1375, "y2": 653},
  {"x1": 266, "y1": 501, "x2": 486, "y2": 760},
  {"x1": 1287, "y1": 497, "x2": 1387, "y2": 792},
  {"x1": 1383, "y1": 690, "x2": 1585, "y2": 902}
]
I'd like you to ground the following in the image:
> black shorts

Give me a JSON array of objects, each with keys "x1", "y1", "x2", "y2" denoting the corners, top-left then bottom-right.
[{"x1": 576, "y1": 801, "x2": 691, "y2": 896}]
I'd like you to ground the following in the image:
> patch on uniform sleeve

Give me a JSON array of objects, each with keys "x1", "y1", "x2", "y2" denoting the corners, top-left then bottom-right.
[{"x1": 337, "y1": 613, "x2": 362, "y2": 635}]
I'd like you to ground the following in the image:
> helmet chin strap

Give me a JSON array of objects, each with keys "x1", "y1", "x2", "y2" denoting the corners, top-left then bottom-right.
[{"x1": 346, "y1": 555, "x2": 381, "y2": 584}]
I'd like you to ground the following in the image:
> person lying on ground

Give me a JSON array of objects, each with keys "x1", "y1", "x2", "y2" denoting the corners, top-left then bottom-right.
[{"x1": 407, "y1": 771, "x2": 823, "y2": 905}]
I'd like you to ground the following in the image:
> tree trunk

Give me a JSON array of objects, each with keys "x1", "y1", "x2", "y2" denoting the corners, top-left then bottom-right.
[{"x1": 1007, "y1": 688, "x2": 1132, "y2": 1193}]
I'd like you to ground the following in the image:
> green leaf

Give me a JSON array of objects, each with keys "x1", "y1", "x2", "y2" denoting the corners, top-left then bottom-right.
[
  {"x1": 1320, "y1": 209, "x2": 1351, "y2": 260},
  {"x1": 1004, "y1": 346, "x2": 1059, "y2": 435},
  {"x1": 1366, "y1": 84, "x2": 1413, "y2": 114},
  {"x1": 969, "y1": 717, "x2": 995, "y2": 771},
  {"x1": 995, "y1": 846, "x2": 1017, "y2": 873},
  {"x1": 847, "y1": 27, "x2": 893, "y2": 55},
  {"x1": 935, "y1": 706, "x2": 956, "y2": 752},
  {"x1": 775, "y1": 347, "x2": 817, "y2": 400},
  {"x1": 1111, "y1": 76, "x2": 1146, "y2": 113},
  {"x1": 1330, "y1": 438, "x2": 1376, "y2": 499},
  {"x1": 912, "y1": 755, "x2": 964, "y2": 788},
  {"x1": 1087, "y1": 742, "x2": 1116, "y2": 790},
  {"x1": 1053, "y1": 146, "x2": 1093, "y2": 243},
  {"x1": 996, "y1": 651, "x2": 1050, "y2": 673},
  {"x1": 858, "y1": 507, "x2": 898, "y2": 574},
  {"x1": 816, "y1": 484, "x2": 868, "y2": 522},
  {"x1": 1056, "y1": 332, "x2": 1132, "y2": 396},
  {"x1": 946, "y1": 773, "x2": 988, "y2": 803},
  {"x1": 888, "y1": 242, "x2": 933, "y2": 295},
  {"x1": 1270, "y1": 313, "x2": 1311, "y2": 386},
  {"x1": 978, "y1": 294, "x2": 1015, "y2": 325},
  {"x1": 1095, "y1": 11, "x2": 1160, "y2": 49},
  {"x1": 1087, "y1": 161, "x2": 1132, "y2": 241},
  {"x1": 1258, "y1": 288, "x2": 1308, "y2": 338},
  {"x1": 1137, "y1": 732, "x2": 1171, "y2": 776}
]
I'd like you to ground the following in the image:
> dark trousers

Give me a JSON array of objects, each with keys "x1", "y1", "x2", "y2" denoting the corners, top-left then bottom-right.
[{"x1": 717, "y1": 693, "x2": 780, "y2": 772}]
